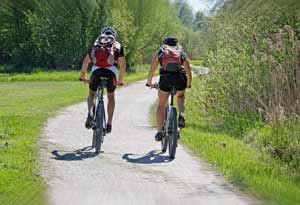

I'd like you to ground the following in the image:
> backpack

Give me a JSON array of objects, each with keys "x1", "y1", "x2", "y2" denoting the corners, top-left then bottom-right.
[
  {"x1": 160, "y1": 45, "x2": 183, "y2": 72},
  {"x1": 91, "y1": 34, "x2": 117, "y2": 67}
]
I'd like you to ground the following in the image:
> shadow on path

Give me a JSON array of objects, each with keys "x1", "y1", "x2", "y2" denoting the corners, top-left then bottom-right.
[
  {"x1": 51, "y1": 146, "x2": 99, "y2": 161},
  {"x1": 122, "y1": 150, "x2": 173, "y2": 164}
]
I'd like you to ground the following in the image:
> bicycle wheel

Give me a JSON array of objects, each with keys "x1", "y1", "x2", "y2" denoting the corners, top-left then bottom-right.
[
  {"x1": 95, "y1": 103, "x2": 105, "y2": 154},
  {"x1": 161, "y1": 105, "x2": 169, "y2": 153},
  {"x1": 92, "y1": 131, "x2": 96, "y2": 148},
  {"x1": 161, "y1": 107, "x2": 169, "y2": 153},
  {"x1": 168, "y1": 107, "x2": 178, "y2": 159},
  {"x1": 92, "y1": 103, "x2": 97, "y2": 148},
  {"x1": 161, "y1": 130, "x2": 168, "y2": 153},
  {"x1": 102, "y1": 111, "x2": 106, "y2": 143}
]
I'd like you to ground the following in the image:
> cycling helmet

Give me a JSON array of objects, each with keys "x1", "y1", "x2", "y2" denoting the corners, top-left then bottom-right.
[
  {"x1": 101, "y1": 26, "x2": 117, "y2": 38},
  {"x1": 163, "y1": 36, "x2": 178, "y2": 46}
]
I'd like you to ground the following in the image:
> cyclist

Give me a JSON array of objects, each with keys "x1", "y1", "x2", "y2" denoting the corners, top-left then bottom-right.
[
  {"x1": 146, "y1": 36, "x2": 192, "y2": 141},
  {"x1": 79, "y1": 26, "x2": 126, "y2": 133}
]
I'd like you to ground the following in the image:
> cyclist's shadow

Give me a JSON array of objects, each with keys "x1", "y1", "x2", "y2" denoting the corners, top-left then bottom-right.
[
  {"x1": 51, "y1": 146, "x2": 99, "y2": 161},
  {"x1": 122, "y1": 150, "x2": 173, "y2": 164}
]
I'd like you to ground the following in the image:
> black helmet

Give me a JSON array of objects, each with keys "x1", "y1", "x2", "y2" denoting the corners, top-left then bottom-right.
[
  {"x1": 163, "y1": 36, "x2": 178, "y2": 46},
  {"x1": 101, "y1": 26, "x2": 117, "y2": 38}
]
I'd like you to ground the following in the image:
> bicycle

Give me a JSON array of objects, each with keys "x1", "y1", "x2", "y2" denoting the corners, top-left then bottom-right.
[
  {"x1": 92, "y1": 77, "x2": 109, "y2": 154},
  {"x1": 146, "y1": 82, "x2": 179, "y2": 159},
  {"x1": 81, "y1": 77, "x2": 108, "y2": 155}
]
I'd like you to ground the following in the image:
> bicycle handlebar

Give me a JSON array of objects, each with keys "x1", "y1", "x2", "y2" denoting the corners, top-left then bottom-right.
[
  {"x1": 146, "y1": 83, "x2": 159, "y2": 89},
  {"x1": 79, "y1": 78, "x2": 90, "y2": 83}
]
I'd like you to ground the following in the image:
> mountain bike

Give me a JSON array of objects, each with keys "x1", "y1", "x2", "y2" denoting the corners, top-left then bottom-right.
[
  {"x1": 91, "y1": 77, "x2": 108, "y2": 154},
  {"x1": 81, "y1": 77, "x2": 108, "y2": 155},
  {"x1": 146, "y1": 82, "x2": 179, "y2": 159}
]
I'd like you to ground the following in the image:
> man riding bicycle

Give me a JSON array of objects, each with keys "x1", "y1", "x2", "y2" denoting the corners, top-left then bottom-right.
[
  {"x1": 79, "y1": 26, "x2": 126, "y2": 133},
  {"x1": 146, "y1": 36, "x2": 192, "y2": 141}
]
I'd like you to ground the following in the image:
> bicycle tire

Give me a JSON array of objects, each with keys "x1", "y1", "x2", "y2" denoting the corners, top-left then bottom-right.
[
  {"x1": 161, "y1": 131, "x2": 168, "y2": 153},
  {"x1": 95, "y1": 103, "x2": 105, "y2": 154},
  {"x1": 92, "y1": 131, "x2": 96, "y2": 148},
  {"x1": 161, "y1": 107, "x2": 169, "y2": 153},
  {"x1": 92, "y1": 103, "x2": 97, "y2": 148},
  {"x1": 168, "y1": 107, "x2": 178, "y2": 159}
]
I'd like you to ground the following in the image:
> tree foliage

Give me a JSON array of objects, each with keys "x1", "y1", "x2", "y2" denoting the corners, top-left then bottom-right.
[
  {"x1": 0, "y1": 0, "x2": 201, "y2": 71},
  {"x1": 174, "y1": 0, "x2": 193, "y2": 27}
]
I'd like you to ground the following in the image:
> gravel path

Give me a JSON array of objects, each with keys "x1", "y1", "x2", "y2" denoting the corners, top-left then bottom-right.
[{"x1": 40, "y1": 79, "x2": 257, "y2": 205}]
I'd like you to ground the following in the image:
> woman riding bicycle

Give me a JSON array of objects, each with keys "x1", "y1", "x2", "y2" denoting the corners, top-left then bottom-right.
[{"x1": 146, "y1": 36, "x2": 192, "y2": 141}]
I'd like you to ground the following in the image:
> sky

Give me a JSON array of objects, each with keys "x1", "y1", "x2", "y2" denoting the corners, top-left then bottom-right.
[{"x1": 185, "y1": 0, "x2": 217, "y2": 13}]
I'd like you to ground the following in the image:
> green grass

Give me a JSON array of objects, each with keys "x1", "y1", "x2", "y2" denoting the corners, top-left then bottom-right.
[
  {"x1": 180, "y1": 78, "x2": 300, "y2": 205},
  {"x1": 189, "y1": 59, "x2": 205, "y2": 66},
  {"x1": 0, "y1": 69, "x2": 150, "y2": 82},
  {"x1": 0, "y1": 70, "x2": 79, "y2": 82},
  {"x1": 0, "y1": 70, "x2": 148, "y2": 205}
]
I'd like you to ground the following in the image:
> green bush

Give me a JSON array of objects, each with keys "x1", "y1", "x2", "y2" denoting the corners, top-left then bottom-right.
[
  {"x1": 199, "y1": 0, "x2": 300, "y2": 121},
  {"x1": 195, "y1": 0, "x2": 300, "y2": 170},
  {"x1": 249, "y1": 120, "x2": 300, "y2": 170}
]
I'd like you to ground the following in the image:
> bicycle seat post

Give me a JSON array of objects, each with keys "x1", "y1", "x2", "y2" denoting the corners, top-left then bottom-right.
[
  {"x1": 98, "y1": 77, "x2": 108, "y2": 100},
  {"x1": 170, "y1": 86, "x2": 177, "y2": 106}
]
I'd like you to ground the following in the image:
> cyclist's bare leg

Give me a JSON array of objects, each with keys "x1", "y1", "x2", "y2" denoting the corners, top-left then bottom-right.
[
  {"x1": 177, "y1": 90, "x2": 186, "y2": 129},
  {"x1": 176, "y1": 91, "x2": 185, "y2": 115},
  {"x1": 85, "y1": 90, "x2": 97, "y2": 128},
  {"x1": 107, "y1": 91, "x2": 115, "y2": 125},
  {"x1": 157, "y1": 90, "x2": 169, "y2": 131},
  {"x1": 88, "y1": 90, "x2": 97, "y2": 114}
]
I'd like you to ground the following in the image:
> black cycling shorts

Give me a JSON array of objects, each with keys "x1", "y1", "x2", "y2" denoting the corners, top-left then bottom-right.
[
  {"x1": 89, "y1": 69, "x2": 116, "y2": 93},
  {"x1": 159, "y1": 72, "x2": 187, "y2": 92}
]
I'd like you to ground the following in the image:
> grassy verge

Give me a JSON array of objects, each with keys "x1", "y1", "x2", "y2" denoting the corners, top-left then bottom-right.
[
  {"x1": 0, "y1": 71, "x2": 148, "y2": 205},
  {"x1": 189, "y1": 59, "x2": 205, "y2": 66},
  {"x1": 0, "y1": 71, "x2": 79, "y2": 82},
  {"x1": 0, "y1": 69, "x2": 150, "y2": 82},
  {"x1": 180, "y1": 78, "x2": 300, "y2": 205}
]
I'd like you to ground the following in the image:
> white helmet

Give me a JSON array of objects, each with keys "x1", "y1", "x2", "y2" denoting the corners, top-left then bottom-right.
[{"x1": 101, "y1": 26, "x2": 117, "y2": 38}]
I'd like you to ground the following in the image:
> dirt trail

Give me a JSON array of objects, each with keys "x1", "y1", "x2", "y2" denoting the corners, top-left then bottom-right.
[{"x1": 40, "y1": 79, "x2": 257, "y2": 205}]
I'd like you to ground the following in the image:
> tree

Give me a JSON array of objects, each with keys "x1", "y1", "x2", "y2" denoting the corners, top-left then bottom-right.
[
  {"x1": 193, "y1": 11, "x2": 208, "y2": 31},
  {"x1": 174, "y1": 0, "x2": 194, "y2": 27},
  {"x1": 0, "y1": 0, "x2": 37, "y2": 66},
  {"x1": 0, "y1": 0, "x2": 202, "y2": 69}
]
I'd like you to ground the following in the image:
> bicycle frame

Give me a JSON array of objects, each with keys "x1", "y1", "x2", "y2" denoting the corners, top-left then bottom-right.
[
  {"x1": 93, "y1": 80, "x2": 107, "y2": 130},
  {"x1": 164, "y1": 86, "x2": 177, "y2": 133},
  {"x1": 162, "y1": 86, "x2": 179, "y2": 159}
]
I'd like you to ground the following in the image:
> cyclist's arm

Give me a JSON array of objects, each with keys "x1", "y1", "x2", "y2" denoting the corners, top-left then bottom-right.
[
  {"x1": 80, "y1": 54, "x2": 91, "y2": 80},
  {"x1": 147, "y1": 54, "x2": 159, "y2": 85},
  {"x1": 184, "y1": 58, "x2": 192, "y2": 88},
  {"x1": 118, "y1": 56, "x2": 126, "y2": 84}
]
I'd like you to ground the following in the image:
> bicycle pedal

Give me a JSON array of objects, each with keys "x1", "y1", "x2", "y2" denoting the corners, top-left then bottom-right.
[{"x1": 91, "y1": 123, "x2": 97, "y2": 130}]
